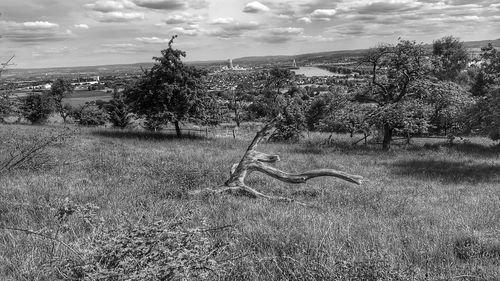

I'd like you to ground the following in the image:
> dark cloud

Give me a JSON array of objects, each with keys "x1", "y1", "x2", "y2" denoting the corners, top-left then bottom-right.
[
  {"x1": 132, "y1": 0, "x2": 208, "y2": 10},
  {"x1": 256, "y1": 27, "x2": 303, "y2": 44},
  {"x1": 209, "y1": 19, "x2": 260, "y2": 38},
  {"x1": 133, "y1": 0, "x2": 186, "y2": 10},
  {"x1": 261, "y1": 2, "x2": 296, "y2": 16},
  {"x1": 258, "y1": 36, "x2": 292, "y2": 43}
]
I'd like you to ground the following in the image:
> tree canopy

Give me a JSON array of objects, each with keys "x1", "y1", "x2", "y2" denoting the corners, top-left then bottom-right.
[
  {"x1": 432, "y1": 36, "x2": 470, "y2": 81},
  {"x1": 124, "y1": 35, "x2": 219, "y2": 136},
  {"x1": 360, "y1": 39, "x2": 432, "y2": 149}
]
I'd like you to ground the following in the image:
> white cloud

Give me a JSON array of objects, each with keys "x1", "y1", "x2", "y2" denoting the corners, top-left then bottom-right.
[
  {"x1": 310, "y1": 9, "x2": 337, "y2": 21},
  {"x1": 84, "y1": 0, "x2": 137, "y2": 13},
  {"x1": 23, "y1": 21, "x2": 59, "y2": 29},
  {"x1": 165, "y1": 14, "x2": 189, "y2": 24},
  {"x1": 90, "y1": 11, "x2": 144, "y2": 22},
  {"x1": 269, "y1": 27, "x2": 303, "y2": 35},
  {"x1": 210, "y1": 17, "x2": 234, "y2": 24},
  {"x1": 171, "y1": 26, "x2": 199, "y2": 36},
  {"x1": 164, "y1": 13, "x2": 205, "y2": 24},
  {"x1": 297, "y1": 17, "x2": 312, "y2": 23},
  {"x1": 136, "y1": 36, "x2": 170, "y2": 43},
  {"x1": 243, "y1": 1, "x2": 270, "y2": 13},
  {"x1": 74, "y1": 24, "x2": 90, "y2": 29}
]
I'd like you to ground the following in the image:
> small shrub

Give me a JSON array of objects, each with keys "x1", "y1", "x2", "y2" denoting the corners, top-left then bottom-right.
[
  {"x1": 142, "y1": 114, "x2": 166, "y2": 131},
  {"x1": 20, "y1": 93, "x2": 55, "y2": 124},
  {"x1": 70, "y1": 104, "x2": 108, "y2": 126},
  {"x1": 106, "y1": 92, "x2": 132, "y2": 128},
  {"x1": 50, "y1": 204, "x2": 234, "y2": 281}
]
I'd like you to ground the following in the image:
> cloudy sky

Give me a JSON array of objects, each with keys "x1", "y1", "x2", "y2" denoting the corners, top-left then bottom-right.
[{"x1": 1, "y1": 0, "x2": 499, "y2": 68}]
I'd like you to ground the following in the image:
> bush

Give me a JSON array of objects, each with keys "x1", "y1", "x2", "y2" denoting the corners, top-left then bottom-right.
[
  {"x1": 20, "y1": 93, "x2": 55, "y2": 124},
  {"x1": 106, "y1": 93, "x2": 132, "y2": 128},
  {"x1": 142, "y1": 114, "x2": 167, "y2": 131},
  {"x1": 270, "y1": 101, "x2": 306, "y2": 142},
  {"x1": 48, "y1": 201, "x2": 234, "y2": 281},
  {"x1": 70, "y1": 104, "x2": 108, "y2": 126}
]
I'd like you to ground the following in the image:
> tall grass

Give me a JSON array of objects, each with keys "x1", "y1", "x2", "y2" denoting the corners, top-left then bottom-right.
[{"x1": 0, "y1": 124, "x2": 499, "y2": 280}]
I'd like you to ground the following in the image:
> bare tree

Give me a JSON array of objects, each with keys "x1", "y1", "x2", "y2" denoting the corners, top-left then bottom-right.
[{"x1": 0, "y1": 54, "x2": 15, "y2": 78}]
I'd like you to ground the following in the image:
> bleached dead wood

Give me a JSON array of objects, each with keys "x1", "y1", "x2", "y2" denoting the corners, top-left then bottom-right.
[{"x1": 191, "y1": 116, "x2": 363, "y2": 205}]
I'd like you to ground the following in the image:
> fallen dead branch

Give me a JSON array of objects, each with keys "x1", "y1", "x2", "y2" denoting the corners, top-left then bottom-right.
[{"x1": 191, "y1": 116, "x2": 363, "y2": 205}]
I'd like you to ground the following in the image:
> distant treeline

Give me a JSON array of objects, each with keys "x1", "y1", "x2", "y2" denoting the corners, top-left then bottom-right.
[{"x1": 316, "y1": 65, "x2": 371, "y2": 75}]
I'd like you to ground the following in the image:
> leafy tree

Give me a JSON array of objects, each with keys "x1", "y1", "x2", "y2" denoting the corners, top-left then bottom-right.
[
  {"x1": 247, "y1": 68, "x2": 307, "y2": 141},
  {"x1": 106, "y1": 89, "x2": 132, "y2": 128},
  {"x1": 48, "y1": 78, "x2": 74, "y2": 122},
  {"x1": 229, "y1": 80, "x2": 254, "y2": 127},
  {"x1": 306, "y1": 92, "x2": 335, "y2": 131},
  {"x1": 432, "y1": 36, "x2": 469, "y2": 81},
  {"x1": 318, "y1": 95, "x2": 374, "y2": 139},
  {"x1": 124, "y1": 36, "x2": 217, "y2": 136},
  {"x1": 468, "y1": 43, "x2": 500, "y2": 141},
  {"x1": 360, "y1": 39, "x2": 432, "y2": 149},
  {"x1": 269, "y1": 94, "x2": 306, "y2": 142},
  {"x1": 468, "y1": 88, "x2": 500, "y2": 141},
  {"x1": 420, "y1": 80, "x2": 474, "y2": 137},
  {"x1": 20, "y1": 93, "x2": 55, "y2": 124},
  {"x1": 70, "y1": 102, "x2": 107, "y2": 126}
]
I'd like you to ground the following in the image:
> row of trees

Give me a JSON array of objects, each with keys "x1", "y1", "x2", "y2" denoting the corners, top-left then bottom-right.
[{"x1": 222, "y1": 36, "x2": 499, "y2": 149}]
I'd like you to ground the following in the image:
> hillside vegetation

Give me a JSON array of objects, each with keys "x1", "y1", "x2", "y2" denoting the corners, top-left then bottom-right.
[{"x1": 1, "y1": 124, "x2": 499, "y2": 280}]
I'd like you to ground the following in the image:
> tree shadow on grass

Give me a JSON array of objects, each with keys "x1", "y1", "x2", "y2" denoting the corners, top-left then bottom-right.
[
  {"x1": 408, "y1": 142, "x2": 500, "y2": 158},
  {"x1": 91, "y1": 129, "x2": 207, "y2": 141},
  {"x1": 391, "y1": 159, "x2": 500, "y2": 184}
]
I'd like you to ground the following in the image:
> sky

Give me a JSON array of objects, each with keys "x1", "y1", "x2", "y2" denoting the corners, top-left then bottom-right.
[{"x1": 1, "y1": 0, "x2": 499, "y2": 68}]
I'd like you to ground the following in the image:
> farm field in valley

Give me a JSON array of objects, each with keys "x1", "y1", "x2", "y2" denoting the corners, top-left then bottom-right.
[
  {"x1": 1, "y1": 124, "x2": 499, "y2": 280},
  {"x1": 61, "y1": 90, "x2": 112, "y2": 106}
]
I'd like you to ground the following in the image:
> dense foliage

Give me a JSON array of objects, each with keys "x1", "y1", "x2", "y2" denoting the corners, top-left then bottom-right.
[
  {"x1": 432, "y1": 36, "x2": 470, "y2": 82},
  {"x1": 70, "y1": 103, "x2": 108, "y2": 126},
  {"x1": 124, "y1": 36, "x2": 219, "y2": 136},
  {"x1": 48, "y1": 78, "x2": 74, "y2": 122},
  {"x1": 106, "y1": 90, "x2": 132, "y2": 128},
  {"x1": 20, "y1": 93, "x2": 55, "y2": 124},
  {"x1": 359, "y1": 39, "x2": 432, "y2": 149}
]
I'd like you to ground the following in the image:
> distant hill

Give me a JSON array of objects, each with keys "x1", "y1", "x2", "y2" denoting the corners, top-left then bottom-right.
[
  {"x1": 231, "y1": 38, "x2": 500, "y2": 66},
  {"x1": 461, "y1": 38, "x2": 500, "y2": 49},
  {"x1": 8, "y1": 38, "x2": 500, "y2": 75}
]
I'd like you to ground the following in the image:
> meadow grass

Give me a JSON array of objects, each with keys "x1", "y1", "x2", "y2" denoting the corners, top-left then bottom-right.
[{"x1": 0, "y1": 124, "x2": 499, "y2": 280}]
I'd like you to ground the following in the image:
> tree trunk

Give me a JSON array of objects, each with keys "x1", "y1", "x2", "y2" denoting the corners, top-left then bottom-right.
[
  {"x1": 234, "y1": 107, "x2": 240, "y2": 127},
  {"x1": 190, "y1": 115, "x2": 363, "y2": 205},
  {"x1": 174, "y1": 121, "x2": 182, "y2": 137},
  {"x1": 382, "y1": 124, "x2": 393, "y2": 150}
]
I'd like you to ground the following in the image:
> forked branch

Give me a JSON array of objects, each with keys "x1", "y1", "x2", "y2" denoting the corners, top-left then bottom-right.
[{"x1": 191, "y1": 116, "x2": 363, "y2": 205}]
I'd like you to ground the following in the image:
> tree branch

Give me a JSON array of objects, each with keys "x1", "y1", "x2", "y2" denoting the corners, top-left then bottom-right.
[{"x1": 191, "y1": 116, "x2": 363, "y2": 205}]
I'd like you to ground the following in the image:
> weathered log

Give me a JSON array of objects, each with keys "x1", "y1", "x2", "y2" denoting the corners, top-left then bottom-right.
[{"x1": 191, "y1": 116, "x2": 363, "y2": 205}]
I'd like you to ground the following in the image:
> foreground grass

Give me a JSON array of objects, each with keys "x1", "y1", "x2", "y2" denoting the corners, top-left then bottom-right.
[{"x1": 1, "y1": 124, "x2": 499, "y2": 280}]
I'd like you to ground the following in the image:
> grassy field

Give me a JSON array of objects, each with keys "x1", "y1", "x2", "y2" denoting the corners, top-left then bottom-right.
[
  {"x1": 0, "y1": 124, "x2": 499, "y2": 280},
  {"x1": 62, "y1": 90, "x2": 111, "y2": 106}
]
